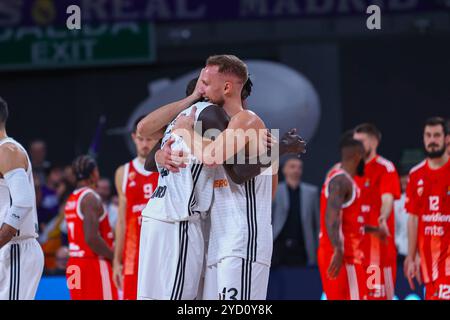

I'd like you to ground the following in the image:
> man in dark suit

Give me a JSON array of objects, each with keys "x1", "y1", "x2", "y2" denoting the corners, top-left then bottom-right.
[
  {"x1": 269, "y1": 156, "x2": 320, "y2": 299},
  {"x1": 273, "y1": 157, "x2": 320, "y2": 266}
]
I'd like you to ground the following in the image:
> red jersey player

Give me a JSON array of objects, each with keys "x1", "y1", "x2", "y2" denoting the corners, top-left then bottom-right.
[
  {"x1": 404, "y1": 117, "x2": 450, "y2": 300},
  {"x1": 64, "y1": 155, "x2": 117, "y2": 300},
  {"x1": 112, "y1": 117, "x2": 159, "y2": 300},
  {"x1": 353, "y1": 124, "x2": 401, "y2": 300},
  {"x1": 318, "y1": 136, "x2": 367, "y2": 300}
]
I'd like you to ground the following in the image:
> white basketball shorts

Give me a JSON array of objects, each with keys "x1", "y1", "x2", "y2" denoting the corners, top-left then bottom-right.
[
  {"x1": 0, "y1": 238, "x2": 44, "y2": 300},
  {"x1": 203, "y1": 257, "x2": 270, "y2": 300},
  {"x1": 137, "y1": 216, "x2": 204, "y2": 300}
]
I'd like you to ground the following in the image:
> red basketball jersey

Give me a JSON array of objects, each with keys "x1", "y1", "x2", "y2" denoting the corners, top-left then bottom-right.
[
  {"x1": 64, "y1": 187, "x2": 114, "y2": 259},
  {"x1": 405, "y1": 158, "x2": 450, "y2": 284},
  {"x1": 122, "y1": 158, "x2": 159, "y2": 276},
  {"x1": 354, "y1": 155, "x2": 401, "y2": 267},
  {"x1": 319, "y1": 168, "x2": 365, "y2": 264}
]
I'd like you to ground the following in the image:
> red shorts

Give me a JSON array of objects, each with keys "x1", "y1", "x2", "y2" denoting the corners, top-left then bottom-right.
[
  {"x1": 318, "y1": 248, "x2": 368, "y2": 300},
  {"x1": 425, "y1": 276, "x2": 450, "y2": 300},
  {"x1": 66, "y1": 257, "x2": 118, "y2": 300},
  {"x1": 365, "y1": 263, "x2": 397, "y2": 300},
  {"x1": 122, "y1": 246, "x2": 139, "y2": 300},
  {"x1": 123, "y1": 273, "x2": 138, "y2": 300}
]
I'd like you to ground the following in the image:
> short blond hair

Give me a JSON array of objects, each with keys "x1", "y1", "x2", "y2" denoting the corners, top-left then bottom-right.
[{"x1": 206, "y1": 55, "x2": 248, "y2": 83}]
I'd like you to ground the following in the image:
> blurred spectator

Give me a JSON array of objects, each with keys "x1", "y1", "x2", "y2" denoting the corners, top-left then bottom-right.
[
  {"x1": 47, "y1": 165, "x2": 67, "y2": 198},
  {"x1": 29, "y1": 139, "x2": 51, "y2": 185},
  {"x1": 33, "y1": 172, "x2": 42, "y2": 213},
  {"x1": 55, "y1": 165, "x2": 76, "y2": 250},
  {"x1": 394, "y1": 173, "x2": 409, "y2": 257},
  {"x1": 57, "y1": 164, "x2": 77, "y2": 208},
  {"x1": 37, "y1": 166, "x2": 63, "y2": 230},
  {"x1": 272, "y1": 157, "x2": 320, "y2": 267},
  {"x1": 33, "y1": 162, "x2": 76, "y2": 274},
  {"x1": 54, "y1": 246, "x2": 69, "y2": 275},
  {"x1": 39, "y1": 210, "x2": 66, "y2": 273},
  {"x1": 63, "y1": 165, "x2": 77, "y2": 191},
  {"x1": 97, "y1": 177, "x2": 119, "y2": 231}
]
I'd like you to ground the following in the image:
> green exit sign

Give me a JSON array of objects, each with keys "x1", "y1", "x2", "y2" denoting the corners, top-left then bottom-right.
[{"x1": 0, "y1": 23, "x2": 156, "y2": 70}]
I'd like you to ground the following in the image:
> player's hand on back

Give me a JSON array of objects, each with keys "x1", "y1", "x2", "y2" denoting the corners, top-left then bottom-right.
[
  {"x1": 156, "y1": 138, "x2": 189, "y2": 173},
  {"x1": 173, "y1": 106, "x2": 196, "y2": 132}
]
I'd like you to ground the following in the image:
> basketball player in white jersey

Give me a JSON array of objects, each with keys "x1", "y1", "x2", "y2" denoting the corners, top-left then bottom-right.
[
  {"x1": 136, "y1": 70, "x2": 236, "y2": 299},
  {"x1": 170, "y1": 55, "x2": 308, "y2": 300},
  {"x1": 145, "y1": 55, "x2": 306, "y2": 300},
  {"x1": 0, "y1": 97, "x2": 44, "y2": 300}
]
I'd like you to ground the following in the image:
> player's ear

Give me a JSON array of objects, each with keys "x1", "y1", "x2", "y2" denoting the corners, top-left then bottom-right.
[{"x1": 224, "y1": 81, "x2": 232, "y2": 95}]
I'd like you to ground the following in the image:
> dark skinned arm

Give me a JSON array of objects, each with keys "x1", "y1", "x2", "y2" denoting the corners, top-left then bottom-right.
[
  {"x1": 183, "y1": 104, "x2": 260, "y2": 183},
  {"x1": 144, "y1": 140, "x2": 162, "y2": 172},
  {"x1": 225, "y1": 129, "x2": 306, "y2": 184},
  {"x1": 0, "y1": 224, "x2": 17, "y2": 249},
  {"x1": 195, "y1": 106, "x2": 307, "y2": 184},
  {"x1": 81, "y1": 193, "x2": 114, "y2": 261},
  {"x1": 325, "y1": 175, "x2": 352, "y2": 279},
  {"x1": 157, "y1": 105, "x2": 306, "y2": 184}
]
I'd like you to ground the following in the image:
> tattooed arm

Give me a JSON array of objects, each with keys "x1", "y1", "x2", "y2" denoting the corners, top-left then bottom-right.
[{"x1": 325, "y1": 175, "x2": 352, "y2": 279}]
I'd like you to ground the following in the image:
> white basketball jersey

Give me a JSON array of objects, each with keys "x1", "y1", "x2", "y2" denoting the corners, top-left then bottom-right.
[
  {"x1": 207, "y1": 166, "x2": 273, "y2": 267},
  {"x1": 142, "y1": 102, "x2": 217, "y2": 222},
  {"x1": 0, "y1": 138, "x2": 39, "y2": 240}
]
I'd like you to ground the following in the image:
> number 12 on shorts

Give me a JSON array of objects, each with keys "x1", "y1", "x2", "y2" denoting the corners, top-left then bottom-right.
[{"x1": 219, "y1": 287, "x2": 238, "y2": 300}]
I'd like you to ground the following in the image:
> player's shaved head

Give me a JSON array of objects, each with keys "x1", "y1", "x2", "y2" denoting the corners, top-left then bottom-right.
[
  {"x1": 0, "y1": 96, "x2": 8, "y2": 128},
  {"x1": 340, "y1": 136, "x2": 364, "y2": 161},
  {"x1": 340, "y1": 135, "x2": 365, "y2": 176}
]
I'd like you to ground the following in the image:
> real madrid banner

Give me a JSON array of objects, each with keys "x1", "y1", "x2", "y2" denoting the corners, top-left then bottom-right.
[
  {"x1": 0, "y1": 0, "x2": 447, "y2": 28},
  {"x1": 0, "y1": 0, "x2": 447, "y2": 70}
]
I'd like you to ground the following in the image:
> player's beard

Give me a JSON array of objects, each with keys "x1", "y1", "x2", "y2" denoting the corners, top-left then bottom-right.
[
  {"x1": 357, "y1": 159, "x2": 365, "y2": 177},
  {"x1": 207, "y1": 96, "x2": 225, "y2": 106},
  {"x1": 424, "y1": 143, "x2": 446, "y2": 159}
]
